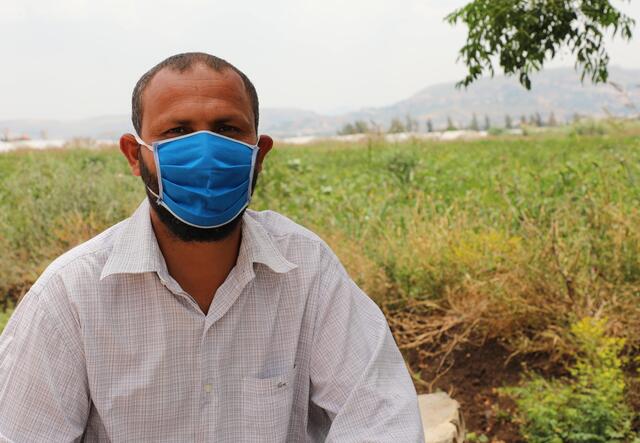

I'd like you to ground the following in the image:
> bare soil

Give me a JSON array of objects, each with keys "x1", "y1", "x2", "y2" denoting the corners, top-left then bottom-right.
[{"x1": 409, "y1": 339, "x2": 568, "y2": 442}]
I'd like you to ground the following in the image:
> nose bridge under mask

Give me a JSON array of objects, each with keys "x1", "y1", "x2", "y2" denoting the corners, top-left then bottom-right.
[{"x1": 134, "y1": 130, "x2": 259, "y2": 151}]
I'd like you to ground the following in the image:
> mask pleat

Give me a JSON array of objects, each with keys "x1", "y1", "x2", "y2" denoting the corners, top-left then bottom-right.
[{"x1": 152, "y1": 131, "x2": 257, "y2": 228}]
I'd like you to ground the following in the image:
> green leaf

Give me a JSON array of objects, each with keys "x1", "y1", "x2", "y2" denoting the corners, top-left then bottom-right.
[{"x1": 447, "y1": 0, "x2": 636, "y2": 89}]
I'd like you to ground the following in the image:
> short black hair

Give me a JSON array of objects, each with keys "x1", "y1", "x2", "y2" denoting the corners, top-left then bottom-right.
[{"x1": 131, "y1": 52, "x2": 259, "y2": 135}]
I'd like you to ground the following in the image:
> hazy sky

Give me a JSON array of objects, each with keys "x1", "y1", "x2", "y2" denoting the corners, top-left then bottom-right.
[{"x1": 1, "y1": 0, "x2": 639, "y2": 120}]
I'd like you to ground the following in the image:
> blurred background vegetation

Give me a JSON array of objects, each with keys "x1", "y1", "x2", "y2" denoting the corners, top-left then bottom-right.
[{"x1": 1, "y1": 119, "x2": 639, "y2": 439}]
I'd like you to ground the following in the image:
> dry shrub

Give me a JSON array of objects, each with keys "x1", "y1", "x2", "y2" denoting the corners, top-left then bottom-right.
[
  {"x1": 317, "y1": 228, "x2": 392, "y2": 306},
  {"x1": 372, "y1": 200, "x2": 457, "y2": 301},
  {"x1": 0, "y1": 236, "x2": 35, "y2": 307},
  {"x1": 49, "y1": 210, "x2": 109, "y2": 251},
  {"x1": 358, "y1": 196, "x2": 640, "y2": 366},
  {"x1": 1, "y1": 210, "x2": 121, "y2": 306}
]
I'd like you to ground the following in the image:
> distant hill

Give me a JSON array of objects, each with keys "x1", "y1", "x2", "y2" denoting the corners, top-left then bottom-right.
[
  {"x1": 367, "y1": 66, "x2": 640, "y2": 131},
  {"x1": 2, "y1": 67, "x2": 638, "y2": 140},
  {"x1": 0, "y1": 115, "x2": 131, "y2": 141}
]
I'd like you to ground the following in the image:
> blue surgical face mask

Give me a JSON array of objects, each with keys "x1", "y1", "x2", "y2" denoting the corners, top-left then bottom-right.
[{"x1": 134, "y1": 130, "x2": 260, "y2": 229}]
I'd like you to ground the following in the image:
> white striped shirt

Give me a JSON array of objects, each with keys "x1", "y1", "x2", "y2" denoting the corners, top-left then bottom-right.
[{"x1": 0, "y1": 199, "x2": 424, "y2": 442}]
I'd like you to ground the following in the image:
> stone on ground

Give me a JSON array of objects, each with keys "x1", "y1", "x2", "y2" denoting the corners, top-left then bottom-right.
[{"x1": 418, "y1": 392, "x2": 465, "y2": 443}]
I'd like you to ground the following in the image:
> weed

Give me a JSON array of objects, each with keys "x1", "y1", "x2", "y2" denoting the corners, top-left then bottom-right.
[
  {"x1": 0, "y1": 308, "x2": 13, "y2": 333},
  {"x1": 2, "y1": 133, "x2": 640, "y2": 360},
  {"x1": 466, "y1": 432, "x2": 489, "y2": 442},
  {"x1": 502, "y1": 318, "x2": 639, "y2": 443}
]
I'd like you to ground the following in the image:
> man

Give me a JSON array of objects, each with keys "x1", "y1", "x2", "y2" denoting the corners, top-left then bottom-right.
[{"x1": 0, "y1": 52, "x2": 424, "y2": 442}]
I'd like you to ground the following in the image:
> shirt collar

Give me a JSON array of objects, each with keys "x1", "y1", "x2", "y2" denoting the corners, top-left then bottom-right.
[
  {"x1": 239, "y1": 211, "x2": 298, "y2": 274},
  {"x1": 100, "y1": 199, "x2": 297, "y2": 281},
  {"x1": 100, "y1": 199, "x2": 168, "y2": 281}
]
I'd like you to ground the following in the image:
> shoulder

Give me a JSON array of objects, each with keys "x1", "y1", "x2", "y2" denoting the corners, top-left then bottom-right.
[
  {"x1": 245, "y1": 209, "x2": 340, "y2": 270},
  {"x1": 29, "y1": 218, "x2": 127, "y2": 297},
  {"x1": 245, "y1": 209, "x2": 324, "y2": 242},
  {"x1": 9, "y1": 219, "x2": 128, "y2": 346}
]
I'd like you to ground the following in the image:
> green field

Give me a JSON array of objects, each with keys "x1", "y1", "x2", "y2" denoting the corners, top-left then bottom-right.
[
  {"x1": 1, "y1": 130, "x2": 639, "y2": 438},
  {"x1": 5, "y1": 132, "x2": 638, "y2": 350},
  {"x1": 0, "y1": 309, "x2": 11, "y2": 332}
]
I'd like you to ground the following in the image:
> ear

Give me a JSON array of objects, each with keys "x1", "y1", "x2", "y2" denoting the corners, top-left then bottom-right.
[
  {"x1": 120, "y1": 133, "x2": 143, "y2": 177},
  {"x1": 255, "y1": 134, "x2": 273, "y2": 173}
]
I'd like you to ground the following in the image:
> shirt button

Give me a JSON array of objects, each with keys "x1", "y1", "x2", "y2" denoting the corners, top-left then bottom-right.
[{"x1": 204, "y1": 383, "x2": 213, "y2": 393}]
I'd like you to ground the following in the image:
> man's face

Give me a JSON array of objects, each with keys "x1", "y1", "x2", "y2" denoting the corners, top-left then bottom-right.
[
  {"x1": 139, "y1": 63, "x2": 257, "y2": 146},
  {"x1": 132, "y1": 64, "x2": 269, "y2": 242}
]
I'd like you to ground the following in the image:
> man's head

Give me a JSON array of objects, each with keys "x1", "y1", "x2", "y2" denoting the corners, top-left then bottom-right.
[
  {"x1": 131, "y1": 53, "x2": 260, "y2": 136},
  {"x1": 120, "y1": 52, "x2": 273, "y2": 242}
]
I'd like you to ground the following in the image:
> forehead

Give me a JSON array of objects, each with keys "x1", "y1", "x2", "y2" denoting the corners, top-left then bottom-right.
[{"x1": 141, "y1": 63, "x2": 253, "y2": 123}]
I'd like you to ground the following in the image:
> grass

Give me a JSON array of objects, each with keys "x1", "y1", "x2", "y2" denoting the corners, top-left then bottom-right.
[
  {"x1": 0, "y1": 309, "x2": 12, "y2": 332},
  {"x1": 0, "y1": 149, "x2": 142, "y2": 302},
  {"x1": 501, "y1": 317, "x2": 638, "y2": 442},
  {"x1": 1, "y1": 134, "x2": 640, "y2": 357},
  {"x1": 2, "y1": 130, "x2": 639, "y2": 437}
]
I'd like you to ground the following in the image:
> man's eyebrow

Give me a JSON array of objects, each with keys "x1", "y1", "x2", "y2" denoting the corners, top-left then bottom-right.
[
  {"x1": 209, "y1": 114, "x2": 252, "y2": 127},
  {"x1": 151, "y1": 113, "x2": 253, "y2": 134},
  {"x1": 161, "y1": 114, "x2": 250, "y2": 125},
  {"x1": 215, "y1": 112, "x2": 250, "y2": 122},
  {"x1": 153, "y1": 119, "x2": 192, "y2": 130}
]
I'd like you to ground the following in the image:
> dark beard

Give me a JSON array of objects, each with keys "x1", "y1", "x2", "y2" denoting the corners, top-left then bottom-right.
[{"x1": 139, "y1": 149, "x2": 258, "y2": 243}]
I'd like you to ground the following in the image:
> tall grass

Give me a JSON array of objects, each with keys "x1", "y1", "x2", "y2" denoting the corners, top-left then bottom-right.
[
  {"x1": 0, "y1": 149, "x2": 142, "y2": 300},
  {"x1": 0, "y1": 309, "x2": 12, "y2": 332},
  {"x1": 1, "y1": 134, "x2": 639, "y2": 360}
]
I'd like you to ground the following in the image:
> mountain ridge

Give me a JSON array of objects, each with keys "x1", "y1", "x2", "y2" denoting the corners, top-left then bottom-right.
[{"x1": 2, "y1": 67, "x2": 638, "y2": 140}]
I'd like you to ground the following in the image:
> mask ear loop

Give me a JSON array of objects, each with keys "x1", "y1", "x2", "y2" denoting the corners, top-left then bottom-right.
[
  {"x1": 246, "y1": 131, "x2": 263, "y2": 204},
  {"x1": 133, "y1": 132, "x2": 163, "y2": 205},
  {"x1": 247, "y1": 145, "x2": 260, "y2": 205}
]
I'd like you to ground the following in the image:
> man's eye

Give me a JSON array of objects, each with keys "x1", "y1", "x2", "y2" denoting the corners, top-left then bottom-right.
[
  {"x1": 167, "y1": 127, "x2": 187, "y2": 135},
  {"x1": 218, "y1": 124, "x2": 238, "y2": 134}
]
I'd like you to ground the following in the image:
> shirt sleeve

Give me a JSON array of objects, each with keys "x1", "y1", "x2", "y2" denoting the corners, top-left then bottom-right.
[
  {"x1": 0, "y1": 282, "x2": 90, "y2": 442},
  {"x1": 309, "y1": 251, "x2": 425, "y2": 442}
]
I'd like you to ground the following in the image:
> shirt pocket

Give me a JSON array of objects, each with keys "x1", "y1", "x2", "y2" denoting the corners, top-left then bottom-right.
[{"x1": 240, "y1": 365, "x2": 297, "y2": 443}]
